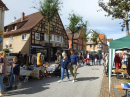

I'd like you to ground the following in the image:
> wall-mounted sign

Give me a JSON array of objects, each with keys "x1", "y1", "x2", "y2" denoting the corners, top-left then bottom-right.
[
  {"x1": 0, "y1": 31, "x2": 3, "y2": 35},
  {"x1": 55, "y1": 43, "x2": 61, "y2": 47},
  {"x1": 0, "y1": 37, "x2": 2, "y2": 43}
]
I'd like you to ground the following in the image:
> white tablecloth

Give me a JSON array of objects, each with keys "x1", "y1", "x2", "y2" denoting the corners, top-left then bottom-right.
[
  {"x1": 7, "y1": 66, "x2": 43, "y2": 79},
  {"x1": 46, "y1": 65, "x2": 58, "y2": 72}
]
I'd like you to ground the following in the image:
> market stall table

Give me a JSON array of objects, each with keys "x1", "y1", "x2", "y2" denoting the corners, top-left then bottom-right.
[{"x1": 7, "y1": 66, "x2": 44, "y2": 82}]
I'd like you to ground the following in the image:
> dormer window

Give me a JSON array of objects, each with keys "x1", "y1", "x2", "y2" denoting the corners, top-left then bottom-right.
[
  {"x1": 6, "y1": 29, "x2": 8, "y2": 32},
  {"x1": 15, "y1": 26, "x2": 17, "y2": 30}
]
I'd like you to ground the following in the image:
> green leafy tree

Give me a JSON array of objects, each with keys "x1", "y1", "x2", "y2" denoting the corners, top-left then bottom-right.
[
  {"x1": 91, "y1": 31, "x2": 99, "y2": 53},
  {"x1": 83, "y1": 21, "x2": 88, "y2": 53},
  {"x1": 98, "y1": 0, "x2": 130, "y2": 36},
  {"x1": 67, "y1": 12, "x2": 84, "y2": 49},
  {"x1": 33, "y1": 0, "x2": 62, "y2": 63}
]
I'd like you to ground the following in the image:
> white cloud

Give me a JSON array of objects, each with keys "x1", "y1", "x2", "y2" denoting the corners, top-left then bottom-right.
[
  {"x1": 3, "y1": 0, "x2": 128, "y2": 40},
  {"x1": 107, "y1": 32, "x2": 126, "y2": 40}
]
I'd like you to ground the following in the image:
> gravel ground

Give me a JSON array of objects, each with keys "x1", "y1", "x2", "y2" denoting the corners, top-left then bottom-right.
[
  {"x1": 100, "y1": 74, "x2": 115, "y2": 97},
  {"x1": 4, "y1": 64, "x2": 104, "y2": 97}
]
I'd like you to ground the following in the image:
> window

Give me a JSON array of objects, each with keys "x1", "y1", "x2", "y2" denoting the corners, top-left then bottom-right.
[
  {"x1": 69, "y1": 44, "x2": 71, "y2": 48},
  {"x1": 80, "y1": 46, "x2": 82, "y2": 50},
  {"x1": 42, "y1": 24, "x2": 45, "y2": 29},
  {"x1": 74, "y1": 44, "x2": 76, "y2": 49},
  {"x1": 6, "y1": 29, "x2": 8, "y2": 32},
  {"x1": 78, "y1": 46, "x2": 80, "y2": 50},
  {"x1": 21, "y1": 34, "x2": 27, "y2": 40},
  {"x1": 50, "y1": 34, "x2": 54, "y2": 41},
  {"x1": 63, "y1": 38, "x2": 66, "y2": 44},
  {"x1": 35, "y1": 33, "x2": 40, "y2": 40},
  {"x1": 44, "y1": 34, "x2": 47, "y2": 41},
  {"x1": 56, "y1": 36, "x2": 60, "y2": 41},
  {"x1": 78, "y1": 39, "x2": 80, "y2": 43},
  {"x1": 10, "y1": 36, "x2": 13, "y2": 41},
  {"x1": 89, "y1": 45, "x2": 93, "y2": 48},
  {"x1": 15, "y1": 26, "x2": 17, "y2": 30}
]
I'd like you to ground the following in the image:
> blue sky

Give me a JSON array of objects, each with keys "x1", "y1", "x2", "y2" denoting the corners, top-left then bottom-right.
[{"x1": 3, "y1": 0, "x2": 126, "y2": 40}]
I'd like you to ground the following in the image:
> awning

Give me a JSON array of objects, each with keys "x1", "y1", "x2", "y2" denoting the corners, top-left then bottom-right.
[{"x1": 31, "y1": 46, "x2": 44, "y2": 49}]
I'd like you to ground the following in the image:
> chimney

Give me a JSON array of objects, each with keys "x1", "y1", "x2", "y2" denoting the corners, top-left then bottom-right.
[{"x1": 21, "y1": 12, "x2": 25, "y2": 22}]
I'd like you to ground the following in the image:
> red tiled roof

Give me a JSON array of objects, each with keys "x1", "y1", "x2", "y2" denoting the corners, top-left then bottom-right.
[
  {"x1": 0, "y1": 0, "x2": 8, "y2": 10},
  {"x1": 66, "y1": 29, "x2": 81, "y2": 40},
  {"x1": 99, "y1": 33, "x2": 107, "y2": 40},
  {"x1": 4, "y1": 12, "x2": 43, "y2": 36},
  {"x1": 107, "y1": 39, "x2": 113, "y2": 42}
]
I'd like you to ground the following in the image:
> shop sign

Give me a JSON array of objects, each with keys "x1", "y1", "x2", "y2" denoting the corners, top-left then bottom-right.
[
  {"x1": 55, "y1": 43, "x2": 61, "y2": 47},
  {"x1": 0, "y1": 31, "x2": 3, "y2": 35}
]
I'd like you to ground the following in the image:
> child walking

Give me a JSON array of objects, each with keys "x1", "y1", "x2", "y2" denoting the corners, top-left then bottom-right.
[{"x1": 7, "y1": 56, "x2": 20, "y2": 90}]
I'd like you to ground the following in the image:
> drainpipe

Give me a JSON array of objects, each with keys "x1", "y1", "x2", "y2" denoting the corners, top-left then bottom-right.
[{"x1": 0, "y1": 7, "x2": 5, "y2": 51}]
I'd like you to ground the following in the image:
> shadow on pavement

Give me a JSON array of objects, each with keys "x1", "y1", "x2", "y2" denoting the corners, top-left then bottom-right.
[
  {"x1": 4, "y1": 76, "x2": 59, "y2": 96},
  {"x1": 77, "y1": 77, "x2": 99, "y2": 81}
]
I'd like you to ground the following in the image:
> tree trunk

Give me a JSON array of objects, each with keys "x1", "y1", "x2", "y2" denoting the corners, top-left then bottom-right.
[
  {"x1": 126, "y1": 11, "x2": 129, "y2": 36},
  {"x1": 48, "y1": 22, "x2": 51, "y2": 63},
  {"x1": 72, "y1": 33, "x2": 74, "y2": 49}
]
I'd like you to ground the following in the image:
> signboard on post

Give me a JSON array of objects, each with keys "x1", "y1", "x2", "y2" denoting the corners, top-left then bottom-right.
[{"x1": 0, "y1": 31, "x2": 3, "y2": 35}]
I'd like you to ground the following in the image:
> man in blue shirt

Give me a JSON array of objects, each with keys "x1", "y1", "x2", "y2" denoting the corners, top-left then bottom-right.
[{"x1": 70, "y1": 49, "x2": 79, "y2": 83}]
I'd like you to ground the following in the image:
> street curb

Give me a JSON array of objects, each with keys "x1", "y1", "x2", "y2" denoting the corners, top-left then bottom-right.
[{"x1": 112, "y1": 77, "x2": 120, "y2": 97}]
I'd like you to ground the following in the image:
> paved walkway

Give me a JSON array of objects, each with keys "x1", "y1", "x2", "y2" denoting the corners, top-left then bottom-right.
[{"x1": 4, "y1": 65, "x2": 104, "y2": 97}]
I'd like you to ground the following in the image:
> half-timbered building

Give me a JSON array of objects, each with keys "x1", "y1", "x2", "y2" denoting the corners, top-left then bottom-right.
[{"x1": 3, "y1": 12, "x2": 68, "y2": 61}]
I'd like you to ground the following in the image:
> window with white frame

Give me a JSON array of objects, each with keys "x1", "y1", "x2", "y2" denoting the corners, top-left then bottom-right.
[
  {"x1": 35, "y1": 33, "x2": 40, "y2": 40},
  {"x1": 44, "y1": 33, "x2": 47, "y2": 41},
  {"x1": 80, "y1": 46, "x2": 82, "y2": 50},
  {"x1": 69, "y1": 44, "x2": 71, "y2": 48},
  {"x1": 21, "y1": 34, "x2": 27, "y2": 40},
  {"x1": 10, "y1": 36, "x2": 13, "y2": 41},
  {"x1": 74, "y1": 44, "x2": 76, "y2": 49},
  {"x1": 14, "y1": 26, "x2": 17, "y2": 30},
  {"x1": 6, "y1": 29, "x2": 8, "y2": 32},
  {"x1": 50, "y1": 34, "x2": 54, "y2": 41},
  {"x1": 56, "y1": 36, "x2": 60, "y2": 42}
]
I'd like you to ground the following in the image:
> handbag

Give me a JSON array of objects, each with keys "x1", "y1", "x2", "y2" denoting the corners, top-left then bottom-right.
[{"x1": 0, "y1": 58, "x2": 4, "y2": 74}]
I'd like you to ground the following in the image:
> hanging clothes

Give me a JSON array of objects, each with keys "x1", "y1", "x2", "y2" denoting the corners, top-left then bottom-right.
[
  {"x1": 31, "y1": 55, "x2": 35, "y2": 65},
  {"x1": 114, "y1": 54, "x2": 122, "y2": 69},
  {"x1": 37, "y1": 53, "x2": 42, "y2": 66}
]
